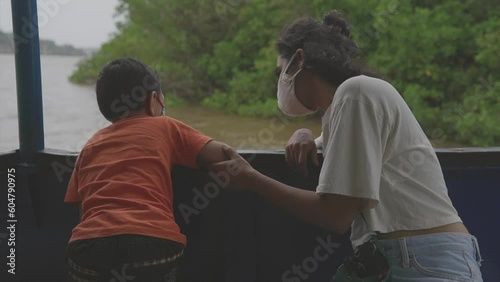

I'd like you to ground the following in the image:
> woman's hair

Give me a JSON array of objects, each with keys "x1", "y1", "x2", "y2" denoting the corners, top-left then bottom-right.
[{"x1": 277, "y1": 10, "x2": 366, "y2": 87}]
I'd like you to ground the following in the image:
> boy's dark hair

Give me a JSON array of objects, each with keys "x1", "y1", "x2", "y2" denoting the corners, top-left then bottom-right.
[
  {"x1": 277, "y1": 10, "x2": 373, "y2": 87},
  {"x1": 95, "y1": 57, "x2": 162, "y2": 122}
]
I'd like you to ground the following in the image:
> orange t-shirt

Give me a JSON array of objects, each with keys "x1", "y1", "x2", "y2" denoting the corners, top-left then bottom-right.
[{"x1": 64, "y1": 115, "x2": 213, "y2": 245}]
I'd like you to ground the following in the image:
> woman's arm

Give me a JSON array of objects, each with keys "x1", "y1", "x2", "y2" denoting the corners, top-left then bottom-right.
[
  {"x1": 251, "y1": 171, "x2": 362, "y2": 234},
  {"x1": 211, "y1": 146, "x2": 362, "y2": 234}
]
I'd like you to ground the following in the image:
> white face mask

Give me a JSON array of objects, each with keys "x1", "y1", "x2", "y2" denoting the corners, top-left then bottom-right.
[{"x1": 277, "y1": 53, "x2": 317, "y2": 117}]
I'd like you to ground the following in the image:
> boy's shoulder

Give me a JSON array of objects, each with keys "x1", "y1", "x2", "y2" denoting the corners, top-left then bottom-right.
[{"x1": 83, "y1": 116, "x2": 189, "y2": 147}]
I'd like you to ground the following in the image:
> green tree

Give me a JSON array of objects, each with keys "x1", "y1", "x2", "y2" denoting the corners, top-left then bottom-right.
[{"x1": 71, "y1": 0, "x2": 500, "y2": 146}]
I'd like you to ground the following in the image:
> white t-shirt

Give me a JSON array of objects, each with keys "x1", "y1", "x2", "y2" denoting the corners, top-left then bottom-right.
[{"x1": 316, "y1": 75, "x2": 461, "y2": 248}]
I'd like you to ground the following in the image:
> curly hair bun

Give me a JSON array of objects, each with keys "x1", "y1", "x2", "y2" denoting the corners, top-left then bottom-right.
[{"x1": 323, "y1": 10, "x2": 351, "y2": 38}]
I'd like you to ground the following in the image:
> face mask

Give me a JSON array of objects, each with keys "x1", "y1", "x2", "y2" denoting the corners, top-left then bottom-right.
[
  {"x1": 156, "y1": 94, "x2": 166, "y2": 116},
  {"x1": 277, "y1": 53, "x2": 316, "y2": 117}
]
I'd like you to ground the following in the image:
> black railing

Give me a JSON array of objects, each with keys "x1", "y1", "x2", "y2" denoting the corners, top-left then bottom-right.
[{"x1": 0, "y1": 149, "x2": 499, "y2": 281}]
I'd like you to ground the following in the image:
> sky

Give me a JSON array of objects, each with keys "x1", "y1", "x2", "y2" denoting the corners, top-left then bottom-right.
[{"x1": 0, "y1": 0, "x2": 121, "y2": 49}]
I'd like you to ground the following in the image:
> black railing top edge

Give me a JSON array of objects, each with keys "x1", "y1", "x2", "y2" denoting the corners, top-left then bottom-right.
[
  {"x1": 239, "y1": 147, "x2": 500, "y2": 154},
  {"x1": 2, "y1": 146, "x2": 500, "y2": 158},
  {"x1": 1, "y1": 148, "x2": 500, "y2": 170},
  {"x1": 434, "y1": 147, "x2": 500, "y2": 153}
]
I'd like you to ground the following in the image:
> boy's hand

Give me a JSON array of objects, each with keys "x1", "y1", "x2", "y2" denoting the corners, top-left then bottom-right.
[{"x1": 209, "y1": 146, "x2": 257, "y2": 192}]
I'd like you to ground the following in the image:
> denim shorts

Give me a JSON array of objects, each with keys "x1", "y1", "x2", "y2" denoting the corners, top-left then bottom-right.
[{"x1": 378, "y1": 232, "x2": 483, "y2": 281}]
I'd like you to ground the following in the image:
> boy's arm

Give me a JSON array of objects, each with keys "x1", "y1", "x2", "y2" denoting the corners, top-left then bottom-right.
[
  {"x1": 168, "y1": 118, "x2": 229, "y2": 168},
  {"x1": 196, "y1": 140, "x2": 230, "y2": 168}
]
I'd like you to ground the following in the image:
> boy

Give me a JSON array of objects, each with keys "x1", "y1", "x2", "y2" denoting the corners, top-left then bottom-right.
[{"x1": 64, "y1": 57, "x2": 227, "y2": 282}]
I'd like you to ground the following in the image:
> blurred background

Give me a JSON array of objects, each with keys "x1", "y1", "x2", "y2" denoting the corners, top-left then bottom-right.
[{"x1": 1, "y1": 0, "x2": 499, "y2": 152}]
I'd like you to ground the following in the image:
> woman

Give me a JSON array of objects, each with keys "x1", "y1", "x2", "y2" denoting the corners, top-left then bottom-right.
[{"x1": 211, "y1": 10, "x2": 483, "y2": 281}]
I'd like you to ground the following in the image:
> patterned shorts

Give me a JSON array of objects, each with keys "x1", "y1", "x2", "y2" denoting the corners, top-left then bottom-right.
[{"x1": 66, "y1": 234, "x2": 185, "y2": 282}]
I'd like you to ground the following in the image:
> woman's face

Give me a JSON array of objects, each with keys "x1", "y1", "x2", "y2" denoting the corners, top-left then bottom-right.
[{"x1": 276, "y1": 55, "x2": 318, "y2": 111}]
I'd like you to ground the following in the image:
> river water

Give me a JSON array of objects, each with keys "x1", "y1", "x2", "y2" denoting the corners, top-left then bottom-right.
[{"x1": 0, "y1": 54, "x2": 322, "y2": 153}]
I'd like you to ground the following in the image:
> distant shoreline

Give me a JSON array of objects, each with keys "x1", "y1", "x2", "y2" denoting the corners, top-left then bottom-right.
[
  {"x1": 0, "y1": 30, "x2": 96, "y2": 56},
  {"x1": 0, "y1": 53, "x2": 88, "y2": 57}
]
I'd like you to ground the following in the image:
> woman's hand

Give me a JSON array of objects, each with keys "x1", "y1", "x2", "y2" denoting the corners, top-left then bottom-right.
[
  {"x1": 209, "y1": 146, "x2": 257, "y2": 192},
  {"x1": 285, "y1": 129, "x2": 320, "y2": 176}
]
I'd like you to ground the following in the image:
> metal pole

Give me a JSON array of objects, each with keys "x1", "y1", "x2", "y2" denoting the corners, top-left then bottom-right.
[{"x1": 11, "y1": 0, "x2": 45, "y2": 161}]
